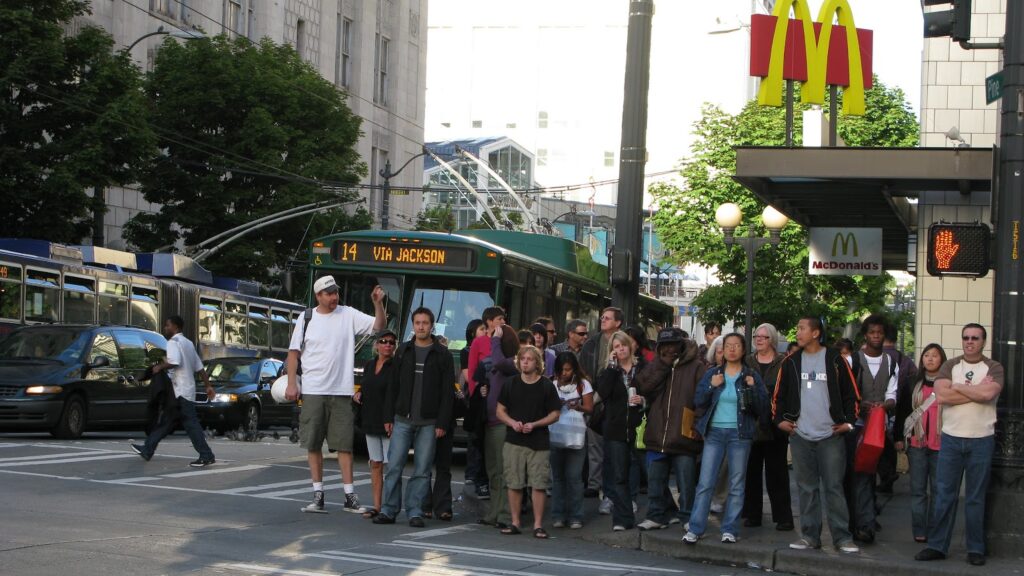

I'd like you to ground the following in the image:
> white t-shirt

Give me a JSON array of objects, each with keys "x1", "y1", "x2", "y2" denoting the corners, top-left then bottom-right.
[
  {"x1": 941, "y1": 357, "x2": 1001, "y2": 438},
  {"x1": 554, "y1": 378, "x2": 593, "y2": 405},
  {"x1": 289, "y1": 305, "x2": 376, "y2": 395},
  {"x1": 167, "y1": 333, "x2": 203, "y2": 401}
]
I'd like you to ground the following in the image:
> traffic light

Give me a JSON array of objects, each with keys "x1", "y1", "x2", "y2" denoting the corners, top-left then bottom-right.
[
  {"x1": 923, "y1": 0, "x2": 972, "y2": 42},
  {"x1": 926, "y1": 222, "x2": 990, "y2": 277}
]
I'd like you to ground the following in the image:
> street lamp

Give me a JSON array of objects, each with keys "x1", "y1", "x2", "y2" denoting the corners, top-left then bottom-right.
[
  {"x1": 125, "y1": 25, "x2": 206, "y2": 53},
  {"x1": 715, "y1": 202, "x2": 789, "y2": 344}
]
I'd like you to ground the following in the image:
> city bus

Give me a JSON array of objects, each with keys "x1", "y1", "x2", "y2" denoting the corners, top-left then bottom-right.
[
  {"x1": 303, "y1": 229, "x2": 675, "y2": 369},
  {"x1": 0, "y1": 240, "x2": 303, "y2": 359}
]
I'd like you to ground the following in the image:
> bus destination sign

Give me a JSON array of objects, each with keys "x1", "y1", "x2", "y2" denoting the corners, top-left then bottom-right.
[{"x1": 332, "y1": 240, "x2": 476, "y2": 272}]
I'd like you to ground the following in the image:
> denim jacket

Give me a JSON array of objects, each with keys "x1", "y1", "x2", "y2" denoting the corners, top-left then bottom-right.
[{"x1": 695, "y1": 364, "x2": 768, "y2": 440}]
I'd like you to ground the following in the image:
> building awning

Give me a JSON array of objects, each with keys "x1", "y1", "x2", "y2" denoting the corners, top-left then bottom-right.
[{"x1": 733, "y1": 147, "x2": 993, "y2": 270}]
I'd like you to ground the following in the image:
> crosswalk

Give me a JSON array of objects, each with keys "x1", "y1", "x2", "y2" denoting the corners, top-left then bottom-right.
[{"x1": 0, "y1": 441, "x2": 366, "y2": 506}]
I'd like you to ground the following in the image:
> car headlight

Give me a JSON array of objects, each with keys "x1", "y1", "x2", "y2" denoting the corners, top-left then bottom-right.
[
  {"x1": 212, "y1": 393, "x2": 238, "y2": 403},
  {"x1": 25, "y1": 385, "x2": 64, "y2": 395}
]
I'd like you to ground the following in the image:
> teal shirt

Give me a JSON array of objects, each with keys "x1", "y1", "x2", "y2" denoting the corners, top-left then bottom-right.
[{"x1": 711, "y1": 371, "x2": 740, "y2": 429}]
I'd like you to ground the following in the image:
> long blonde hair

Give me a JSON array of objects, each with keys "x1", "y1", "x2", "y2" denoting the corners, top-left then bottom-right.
[{"x1": 607, "y1": 331, "x2": 636, "y2": 363}]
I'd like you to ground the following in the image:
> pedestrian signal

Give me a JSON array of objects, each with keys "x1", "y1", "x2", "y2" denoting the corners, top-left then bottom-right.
[{"x1": 926, "y1": 223, "x2": 990, "y2": 277}]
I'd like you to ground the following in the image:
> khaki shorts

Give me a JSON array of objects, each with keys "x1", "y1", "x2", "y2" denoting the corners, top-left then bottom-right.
[
  {"x1": 299, "y1": 394, "x2": 355, "y2": 452},
  {"x1": 502, "y1": 442, "x2": 551, "y2": 490}
]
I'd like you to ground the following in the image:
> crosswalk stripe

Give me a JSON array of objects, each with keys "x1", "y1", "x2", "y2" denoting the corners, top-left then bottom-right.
[
  {"x1": 105, "y1": 476, "x2": 163, "y2": 484},
  {"x1": 386, "y1": 541, "x2": 686, "y2": 573},
  {"x1": 219, "y1": 474, "x2": 343, "y2": 494},
  {"x1": 310, "y1": 550, "x2": 554, "y2": 576},
  {"x1": 219, "y1": 563, "x2": 341, "y2": 576},
  {"x1": 0, "y1": 451, "x2": 109, "y2": 463},
  {"x1": 161, "y1": 464, "x2": 268, "y2": 478},
  {"x1": 0, "y1": 443, "x2": 23, "y2": 448},
  {"x1": 257, "y1": 472, "x2": 370, "y2": 497},
  {"x1": 0, "y1": 453, "x2": 136, "y2": 467}
]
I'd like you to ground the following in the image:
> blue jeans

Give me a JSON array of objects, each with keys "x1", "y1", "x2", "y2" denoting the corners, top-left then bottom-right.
[
  {"x1": 689, "y1": 427, "x2": 752, "y2": 536},
  {"x1": 603, "y1": 439, "x2": 635, "y2": 528},
  {"x1": 549, "y1": 446, "x2": 586, "y2": 523},
  {"x1": 926, "y1": 433, "x2": 994, "y2": 555},
  {"x1": 908, "y1": 445, "x2": 939, "y2": 539},
  {"x1": 790, "y1": 433, "x2": 852, "y2": 547},
  {"x1": 645, "y1": 452, "x2": 697, "y2": 524},
  {"x1": 381, "y1": 419, "x2": 437, "y2": 519},
  {"x1": 143, "y1": 397, "x2": 214, "y2": 461}
]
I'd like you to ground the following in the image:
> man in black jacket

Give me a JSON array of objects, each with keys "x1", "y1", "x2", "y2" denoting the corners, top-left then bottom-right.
[
  {"x1": 374, "y1": 307, "x2": 455, "y2": 528},
  {"x1": 772, "y1": 316, "x2": 860, "y2": 554}
]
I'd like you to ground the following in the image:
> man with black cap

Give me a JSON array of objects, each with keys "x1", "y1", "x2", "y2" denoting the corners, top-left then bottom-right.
[
  {"x1": 635, "y1": 327, "x2": 707, "y2": 530},
  {"x1": 285, "y1": 275, "x2": 387, "y2": 514}
]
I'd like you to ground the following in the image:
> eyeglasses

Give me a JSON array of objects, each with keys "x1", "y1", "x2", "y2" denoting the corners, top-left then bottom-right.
[
  {"x1": 378, "y1": 340, "x2": 396, "y2": 346},
  {"x1": 962, "y1": 335, "x2": 982, "y2": 341},
  {"x1": 754, "y1": 335, "x2": 769, "y2": 339},
  {"x1": 573, "y1": 331, "x2": 588, "y2": 336}
]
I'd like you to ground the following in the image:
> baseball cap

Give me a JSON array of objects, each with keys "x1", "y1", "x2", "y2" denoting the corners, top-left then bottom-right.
[
  {"x1": 313, "y1": 275, "x2": 339, "y2": 294},
  {"x1": 376, "y1": 328, "x2": 398, "y2": 340},
  {"x1": 656, "y1": 327, "x2": 685, "y2": 345}
]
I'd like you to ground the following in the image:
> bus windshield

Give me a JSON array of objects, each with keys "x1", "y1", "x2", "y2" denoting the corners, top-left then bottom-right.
[{"x1": 403, "y1": 280, "x2": 494, "y2": 351}]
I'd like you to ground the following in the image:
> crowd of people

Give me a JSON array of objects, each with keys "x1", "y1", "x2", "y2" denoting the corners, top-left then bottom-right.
[{"x1": 268, "y1": 276, "x2": 1004, "y2": 565}]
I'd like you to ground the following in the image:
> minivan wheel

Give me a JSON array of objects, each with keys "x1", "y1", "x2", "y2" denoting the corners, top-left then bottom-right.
[
  {"x1": 52, "y1": 396, "x2": 86, "y2": 439},
  {"x1": 244, "y1": 402, "x2": 260, "y2": 434}
]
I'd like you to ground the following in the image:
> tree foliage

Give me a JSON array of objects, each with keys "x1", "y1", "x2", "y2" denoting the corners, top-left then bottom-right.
[
  {"x1": 0, "y1": 0, "x2": 156, "y2": 242},
  {"x1": 651, "y1": 77, "x2": 918, "y2": 341},
  {"x1": 415, "y1": 204, "x2": 456, "y2": 232},
  {"x1": 125, "y1": 35, "x2": 368, "y2": 284}
]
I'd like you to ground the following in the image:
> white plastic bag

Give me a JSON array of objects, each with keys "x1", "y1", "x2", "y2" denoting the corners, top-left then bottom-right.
[{"x1": 550, "y1": 408, "x2": 586, "y2": 449}]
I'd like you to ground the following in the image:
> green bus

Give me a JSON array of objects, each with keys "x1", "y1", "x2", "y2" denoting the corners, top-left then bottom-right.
[{"x1": 305, "y1": 229, "x2": 674, "y2": 367}]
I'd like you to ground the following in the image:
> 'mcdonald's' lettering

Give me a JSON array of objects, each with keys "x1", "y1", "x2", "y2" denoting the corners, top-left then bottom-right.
[{"x1": 749, "y1": 0, "x2": 873, "y2": 116}]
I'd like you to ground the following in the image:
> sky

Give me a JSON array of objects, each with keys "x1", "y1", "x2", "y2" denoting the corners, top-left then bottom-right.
[{"x1": 842, "y1": 0, "x2": 925, "y2": 115}]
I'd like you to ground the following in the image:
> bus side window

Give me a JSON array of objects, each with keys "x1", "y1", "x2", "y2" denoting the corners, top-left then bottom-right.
[
  {"x1": 24, "y1": 268, "x2": 60, "y2": 323},
  {"x1": 502, "y1": 284, "x2": 524, "y2": 329},
  {"x1": 198, "y1": 297, "x2": 223, "y2": 344},
  {"x1": 130, "y1": 286, "x2": 160, "y2": 332},
  {"x1": 0, "y1": 263, "x2": 23, "y2": 322}
]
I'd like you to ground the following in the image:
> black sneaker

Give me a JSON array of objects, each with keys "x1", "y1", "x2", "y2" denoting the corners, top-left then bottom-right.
[
  {"x1": 343, "y1": 492, "x2": 362, "y2": 513},
  {"x1": 409, "y1": 516, "x2": 425, "y2": 528},
  {"x1": 476, "y1": 484, "x2": 491, "y2": 500},
  {"x1": 372, "y1": 513, "x2": 396, "y2": 524},
  {"x1": 302, "y1": 490, "x2": 327, "y2": 514},
  {"x1": 189, "y1": 457, "x2": 215, "y2": 467},
  {"x1": 129, "y1": 443, "x2": 151, "y2": 461}
]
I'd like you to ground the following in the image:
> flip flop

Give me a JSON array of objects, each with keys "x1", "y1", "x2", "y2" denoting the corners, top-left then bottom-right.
[
  {"x1": 361, "y1": 509, "x2": 379, "y2": 519},
  {"x1": 439, "y1": 512, "x2": 453, "y2": 522},
  {"x1": 500, "y1": 525, "x2": 522, "y2": 535},
  {"x1": 533, "y1": 527, "x2": 549, "y2": 539}
]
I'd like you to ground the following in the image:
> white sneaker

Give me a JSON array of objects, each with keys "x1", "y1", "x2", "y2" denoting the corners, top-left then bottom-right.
[
  {"x1": 789, "y1": 538, "x2": 818, "y2": 550},
  {"x1": 721, "y1": 533, "x2": 737, "y2": 543},
  {"x1": 599, "y1": 497, "x2": 612, "y2": 515},
  {"x1": 552, "y1": 520, "x2": 565, "y2": 528},
  {"x1": 668, "y1": 517, "x2": 681, "y2": 525},
  {"x1": 682, "y1": 531, "x2": 699, "y2": 544},
  {"x1": 838, "y1": 542, "x2": 860, "y2": 554},
  {"x1": 612, "y1": 524, "x2": 626, "y2": 532},
  {"x1": 632, "y1": 501, "x2": 638, "y2": 513},
  {"x1": 710, "y1": 502, "x2": 724, "y2": 514},
  {"x1": 637, "y1": 519, "x2": 667, "y2": 531}
]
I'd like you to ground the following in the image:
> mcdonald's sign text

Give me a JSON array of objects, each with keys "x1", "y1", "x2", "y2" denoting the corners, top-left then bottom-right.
[
  {"x1": 808, "y1": 227, "x2": 881, "y2": 276},
  {"x1": 750, "y1": 0, "x2": 873, "y2": 116}
]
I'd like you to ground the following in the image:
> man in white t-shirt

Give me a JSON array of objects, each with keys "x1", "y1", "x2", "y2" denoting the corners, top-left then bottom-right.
[
  {"x1": 131, "y1": 315, "x2": 216, "y2": 467},
  {"x1": 915, "y1": 323, "x2": 1004, "y2": 567},
  {"x1": 286, "y1": 275, "x2": 386, "y2": 514}
]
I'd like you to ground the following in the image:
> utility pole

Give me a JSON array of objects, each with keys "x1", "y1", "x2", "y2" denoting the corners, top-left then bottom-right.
[
  {"x1": 610, "y1": 0, "x2": 653, "y2": 323},
  {"x1": 989, "y1": 0, "x2": 1024, "y2": 553}
]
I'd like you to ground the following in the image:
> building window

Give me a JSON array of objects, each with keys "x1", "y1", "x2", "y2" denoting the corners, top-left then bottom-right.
[
  {"x1": 337, "y1": 16, "x2": 353, "y2": 87},
  {"x1": 472, "y1": 120, "x2": 482, "y2": 129},
  {"x1": 506, "y1": 122, "x2": 517, "y2": 129},
  {"x1": 150, "y1": 0, "x2": 174, "y2": 18},
  {"x1": 296, "y1": 19, "x2": 307, "y2": 59},
  {"x1": 537, "y1": 149, "x2": 547, "y2": 167},
  {"x1": 604, "y1": 151, "x2": 615, "y2": 167},
  {"x1": 247, "y1": 6, "x2": 256, "y2": 39},
  {"x1": 227, "y1": 1, "x2": 243, "y2": 36},
  {"x1": 374, "y1": 34, "x2": 390, "y2": 105}
]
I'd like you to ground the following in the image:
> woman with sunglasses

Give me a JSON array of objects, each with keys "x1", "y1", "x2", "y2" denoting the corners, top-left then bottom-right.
[{"x1": 353, "y1": 329, "x2": 399, "y2": 519}]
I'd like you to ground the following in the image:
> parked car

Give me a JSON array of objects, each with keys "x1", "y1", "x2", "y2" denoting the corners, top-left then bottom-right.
[
  {"x1": 195, "y1": 357, "x2": 292, "y2": 433},
  {"x1": 0, "y1": 324, "x2": 167, "y2": 438}
]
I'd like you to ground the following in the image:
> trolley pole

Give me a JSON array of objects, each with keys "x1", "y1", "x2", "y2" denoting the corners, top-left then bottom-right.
[{"x1": 610, "y1": 0, "x2": 654, "y2": 323}]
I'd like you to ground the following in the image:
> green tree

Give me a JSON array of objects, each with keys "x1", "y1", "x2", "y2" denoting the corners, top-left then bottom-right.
[
  {"x1": 415, "y1": 204, "x2": 456, "y2": 232},
  {"x1": 1, "y1": 0, "x2": 156, "y2": 242},
  {"x1": 125, "y1": 35, "x2": 367, "y2": 283},
  {"x1": 652, "y1": 77, "x2": 918, "y2": 340}
]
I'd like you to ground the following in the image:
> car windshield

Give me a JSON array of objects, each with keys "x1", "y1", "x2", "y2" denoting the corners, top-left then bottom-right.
[
  {"x1": 205, "y1": 359, "x2": 261, "y2": 383},
  {"x1": 0, "y1": 328, "x2": 90, "y2": 363}
]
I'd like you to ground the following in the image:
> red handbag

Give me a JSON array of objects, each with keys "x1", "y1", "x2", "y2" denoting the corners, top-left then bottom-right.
[{"x1": 854, "y1": 406, "x2": 886, "y2": 474}]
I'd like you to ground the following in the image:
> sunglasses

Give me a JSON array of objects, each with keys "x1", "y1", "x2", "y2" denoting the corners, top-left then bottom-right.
[
  {"x1": 378, "y1": 340, "x2": 397, "y2": 346},
  {"x1": 574, "y1": 331, "x2": 588, "y2": 336},
  {"x1": 962, "y1": 335, "x2": 982, "y2": 341}
]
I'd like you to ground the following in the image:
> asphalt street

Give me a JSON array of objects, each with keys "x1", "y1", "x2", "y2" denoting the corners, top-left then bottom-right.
[{"x1": 0, "y1": 430, "x2": 733, "y2": 576}]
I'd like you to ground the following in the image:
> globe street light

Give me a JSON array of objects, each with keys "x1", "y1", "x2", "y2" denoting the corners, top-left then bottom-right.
[{"x1": 715, "y1": 202, "x2": 789, "y2": 344}]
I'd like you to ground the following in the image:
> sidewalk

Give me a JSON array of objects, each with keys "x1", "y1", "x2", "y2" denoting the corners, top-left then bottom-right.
[{"x1": 563, "y1": 475, "x2": 1024, "y2": 576}]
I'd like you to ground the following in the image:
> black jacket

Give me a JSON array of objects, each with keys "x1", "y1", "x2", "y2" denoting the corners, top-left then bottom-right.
[
  {"x1": 595, "y1": 356, "x2": 647, "y2": 443},
  {"x1": 771, "y1": 346, "x2": 859, "y2": 428},
  {"x1": 359, "y1": 356, "x2": 396, "y2": 436},
  {"x1": 386, "y1": 337, "x2": 455, "y2": 426}
]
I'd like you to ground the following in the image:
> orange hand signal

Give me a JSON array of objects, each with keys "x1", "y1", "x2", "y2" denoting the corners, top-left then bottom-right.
[{"x1": 934, "y1": 229, "x2": 960, "y2": 269}]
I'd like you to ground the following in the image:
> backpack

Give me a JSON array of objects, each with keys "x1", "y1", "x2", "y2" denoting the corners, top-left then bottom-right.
[{"x1": 296, "y1": 308, "x2": 314, "y2": 376}]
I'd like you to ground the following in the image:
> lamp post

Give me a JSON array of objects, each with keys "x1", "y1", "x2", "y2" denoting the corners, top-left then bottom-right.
[
  {"x1": 715, "y1": 202, "x2": 789, "y2": 344},
  {"x1": 125, "y1": 25, "x2": 206, "y2": 53},
  {"x1": 379, "y1": 146, "x2": 432, "y2": 230}
]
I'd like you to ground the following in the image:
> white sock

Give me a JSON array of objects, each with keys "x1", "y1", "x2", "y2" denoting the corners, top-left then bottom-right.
[
  {"x1": 313, "y1": 482, "x2": 323, "y2": 492},
  {"x1": 344, "y1": 483, "x2": 354, "y2": 494}
]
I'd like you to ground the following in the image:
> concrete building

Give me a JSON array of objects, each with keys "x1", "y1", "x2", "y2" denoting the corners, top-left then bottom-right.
[{"x1": 80, "y1": 0, "x2": 427, "y2": 248}]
